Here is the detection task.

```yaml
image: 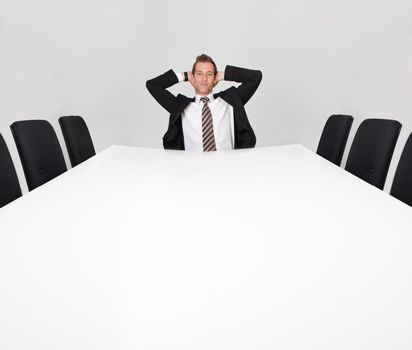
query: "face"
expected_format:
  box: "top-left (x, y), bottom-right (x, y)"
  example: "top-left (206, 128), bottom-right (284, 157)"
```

top-left (192, 62), bottom-right (216, 96)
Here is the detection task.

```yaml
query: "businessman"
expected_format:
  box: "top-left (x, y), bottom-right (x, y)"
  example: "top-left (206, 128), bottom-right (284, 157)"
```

top-left (146, 54), bottom-right (262, 151)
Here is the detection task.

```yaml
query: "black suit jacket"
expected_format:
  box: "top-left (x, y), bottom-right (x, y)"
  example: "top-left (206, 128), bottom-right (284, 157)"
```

top-left (146, 65), bottom-right (262, 150)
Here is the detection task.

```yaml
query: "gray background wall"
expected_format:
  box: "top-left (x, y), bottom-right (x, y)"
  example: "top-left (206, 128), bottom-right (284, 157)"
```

top-left (1, 0), bottom-right (412, 193)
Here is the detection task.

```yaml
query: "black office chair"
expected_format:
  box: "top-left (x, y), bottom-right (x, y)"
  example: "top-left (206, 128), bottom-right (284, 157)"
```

top-left (59, 115), bottom-right (96, 167)
top-left (10, 120), bottom-right (67, 191)
top-left (0, 133), bottom-right (22, 207)
top-left (345, 118), bottom-right (401, 190)
top-left (390, 133), bottom-right (412, 206)
top-left (316, 114), bottom-right (353, 166)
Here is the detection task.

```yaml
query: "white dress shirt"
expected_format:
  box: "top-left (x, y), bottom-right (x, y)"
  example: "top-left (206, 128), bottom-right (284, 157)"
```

top-left (175, 72), bottom-right (235, 152)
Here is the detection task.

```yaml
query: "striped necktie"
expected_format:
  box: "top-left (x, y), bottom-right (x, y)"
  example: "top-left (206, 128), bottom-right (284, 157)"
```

top-left (200, 97), bottom-right (217, 152)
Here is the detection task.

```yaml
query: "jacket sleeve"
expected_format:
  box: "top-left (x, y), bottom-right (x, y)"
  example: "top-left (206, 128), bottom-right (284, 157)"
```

top-left (224, 65), bottom-right (262, 105)
top-left (146, 70), bottom-right (180, 113)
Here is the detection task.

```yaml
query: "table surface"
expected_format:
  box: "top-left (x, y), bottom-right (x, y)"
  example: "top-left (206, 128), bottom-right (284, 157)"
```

top-left (0, 145), bottom-right (411, 350)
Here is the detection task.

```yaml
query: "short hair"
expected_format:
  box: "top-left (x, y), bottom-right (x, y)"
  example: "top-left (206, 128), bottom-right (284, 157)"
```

top-left (192, 54), bottom-right (217, 75)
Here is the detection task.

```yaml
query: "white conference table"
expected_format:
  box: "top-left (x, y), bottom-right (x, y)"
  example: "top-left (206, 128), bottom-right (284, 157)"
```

top-left (0, 145), bottom-right (411, 350)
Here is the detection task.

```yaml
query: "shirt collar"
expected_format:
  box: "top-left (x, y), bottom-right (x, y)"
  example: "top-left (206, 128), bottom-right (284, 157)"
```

top-left (195, 93), bottom-right (215, 105)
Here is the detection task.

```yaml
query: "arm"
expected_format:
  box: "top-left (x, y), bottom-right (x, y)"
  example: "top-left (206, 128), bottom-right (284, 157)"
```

top-left (222, 65), bottom-right (263, 105)
top-left (146, 70), bottom-right (181, 113)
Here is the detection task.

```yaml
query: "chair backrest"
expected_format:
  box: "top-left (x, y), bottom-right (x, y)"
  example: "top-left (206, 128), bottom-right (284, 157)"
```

top-left (0, 133), bottom-right (22, 207)
top-left (59, 116), bottom-right (96, 167)
top-left (345, 118), bottom-right (401, 189)
top-left (390, 133), bottom-right (412, 206)
top-left (10, 120), bottom-right (67, 191)
top-left (316, 114), bottom-right (353, 166)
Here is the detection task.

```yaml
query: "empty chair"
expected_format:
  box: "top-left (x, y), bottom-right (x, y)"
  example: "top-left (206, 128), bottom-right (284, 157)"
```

top-left (316, 114), bottom-right (353, 166)
top-left (345, 118), bottom-right (401, 190)
top-left (59, 116), bottom-right (95, 167)
top-left (390, 133), bottom-right (412, 206)
top-left (10, 120), bottom-right (67, 191)
top-left (0, 133), bottom-right (22, 207)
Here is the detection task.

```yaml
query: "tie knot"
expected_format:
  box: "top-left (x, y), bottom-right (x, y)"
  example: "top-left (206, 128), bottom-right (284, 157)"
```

top-left (200, 97), bottom-right (209, 104)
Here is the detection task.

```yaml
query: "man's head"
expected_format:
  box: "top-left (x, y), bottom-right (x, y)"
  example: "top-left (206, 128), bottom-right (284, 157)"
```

top-left (191, 54), bottom-right (217, 96)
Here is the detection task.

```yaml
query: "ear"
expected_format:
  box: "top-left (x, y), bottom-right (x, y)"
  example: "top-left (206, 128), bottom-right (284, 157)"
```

top-left (188, 72), bottom-right (195, 86)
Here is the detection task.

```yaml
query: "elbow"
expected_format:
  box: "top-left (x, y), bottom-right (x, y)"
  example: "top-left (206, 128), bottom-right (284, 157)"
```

top-left (256, 70), bottom-right (263, 83)
top-left (146, 79), bottom-right (157, 95)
